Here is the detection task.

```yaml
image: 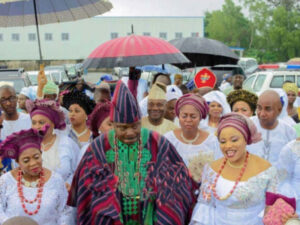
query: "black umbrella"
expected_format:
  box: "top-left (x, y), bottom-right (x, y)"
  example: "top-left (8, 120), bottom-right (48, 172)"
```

top-left (169, 37), bottom-right (239, 69)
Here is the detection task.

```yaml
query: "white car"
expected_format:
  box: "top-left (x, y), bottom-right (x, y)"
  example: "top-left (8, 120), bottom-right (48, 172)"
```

top-left (25, 70), bottom-right (69, 86)
top-left (243, 70), bottom-right (300, 96)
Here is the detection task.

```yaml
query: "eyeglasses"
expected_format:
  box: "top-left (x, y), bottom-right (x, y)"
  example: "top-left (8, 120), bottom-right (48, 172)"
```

top-left (0, 96), bottom-right (17, 104)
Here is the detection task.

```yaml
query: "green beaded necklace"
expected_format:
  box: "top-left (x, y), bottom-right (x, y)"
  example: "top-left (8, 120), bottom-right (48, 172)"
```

top-left (106, 128), bottom-right (151, 217)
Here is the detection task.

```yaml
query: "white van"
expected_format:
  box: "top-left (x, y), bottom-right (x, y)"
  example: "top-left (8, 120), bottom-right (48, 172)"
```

top-left (243, 70), bottom-right (300, 96)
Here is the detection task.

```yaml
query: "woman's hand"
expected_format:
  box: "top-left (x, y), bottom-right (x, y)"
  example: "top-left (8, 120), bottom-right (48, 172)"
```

top-left (281, 213), bottom-right (298, 224)
top-left (65, 182), bottom-right (71, 191)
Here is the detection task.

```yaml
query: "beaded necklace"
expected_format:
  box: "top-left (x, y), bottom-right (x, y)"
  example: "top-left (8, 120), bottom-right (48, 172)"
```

top-left (113, 134), bottom-right (143, 217)
top-left (17, 168), bottom-right (45, 216)
top-left (211, 152), bottom-right (249, 201)
top-left (114, 134), bottom-right (143, 195)
top-left (105, 129), bottom-right (151, 219)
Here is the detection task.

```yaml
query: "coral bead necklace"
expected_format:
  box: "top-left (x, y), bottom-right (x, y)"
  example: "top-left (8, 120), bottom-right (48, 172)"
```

top-left (211, 152), bottom-right (249, 201)
top-left (17, 168), bottom-right (45, 216)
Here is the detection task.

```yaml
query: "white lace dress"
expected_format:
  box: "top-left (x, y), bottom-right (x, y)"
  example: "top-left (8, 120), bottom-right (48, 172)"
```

top-left (0, 172), bottom-right (69, 225)
top-left (42, 133), bottom-right (79, 184)
top-left (277, 140), bottom-right (300, 214)
top-left (190, 165), bottom-right (278, 225)
top-left (164, 131), bottom-right (222, 167)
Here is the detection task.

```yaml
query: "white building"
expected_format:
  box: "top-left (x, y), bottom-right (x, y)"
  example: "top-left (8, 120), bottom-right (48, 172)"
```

top-left (0, 16), bottom-right (204, 61)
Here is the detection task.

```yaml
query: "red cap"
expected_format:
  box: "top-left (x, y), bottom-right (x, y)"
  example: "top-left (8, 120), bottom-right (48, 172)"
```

top-left (194, 68), bottom-right (217, 88)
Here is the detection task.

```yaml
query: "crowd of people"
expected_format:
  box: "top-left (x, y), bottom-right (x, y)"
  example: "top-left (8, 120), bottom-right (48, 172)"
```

top-left (0, 67), bottom-right (299, 225)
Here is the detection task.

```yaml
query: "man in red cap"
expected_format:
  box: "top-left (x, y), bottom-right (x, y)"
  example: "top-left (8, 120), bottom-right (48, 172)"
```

top-left (68, 81), bottom-right (195, 225)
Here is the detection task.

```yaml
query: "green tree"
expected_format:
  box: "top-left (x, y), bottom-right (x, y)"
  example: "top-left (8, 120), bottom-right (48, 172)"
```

top-left (241, 0), bottom-right (300, 62)
top-left (205, 0), bottom-right (251, 49)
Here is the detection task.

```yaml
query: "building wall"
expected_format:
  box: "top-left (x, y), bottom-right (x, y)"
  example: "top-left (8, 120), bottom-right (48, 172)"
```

top-left (0, 16), bottom-right (204, 61)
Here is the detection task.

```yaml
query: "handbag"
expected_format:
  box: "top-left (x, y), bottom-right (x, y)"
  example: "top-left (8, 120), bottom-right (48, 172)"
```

top-left (265, 192), bottom-right (296, 210)
top-left (263, 198), bottom-right (295, 225)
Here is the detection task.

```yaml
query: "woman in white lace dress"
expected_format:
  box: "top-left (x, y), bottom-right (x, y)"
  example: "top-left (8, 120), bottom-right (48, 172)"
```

top-left (164, 93), bottom-right (222, 183)
top-left (26, 100), bottom-right (79, 185)
top-left (190, 113), bottom-right (279, 225)
top-left (0, 127), bottom-right (69, 225)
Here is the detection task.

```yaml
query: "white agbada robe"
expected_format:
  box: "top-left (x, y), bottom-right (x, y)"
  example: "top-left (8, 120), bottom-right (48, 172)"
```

top-left (247, 116), bottom-right (297, 167)
top-left (0, 112), bottom-right (31, 140)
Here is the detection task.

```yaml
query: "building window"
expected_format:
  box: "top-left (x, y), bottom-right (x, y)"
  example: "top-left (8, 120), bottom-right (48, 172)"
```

top-left (143, 32), bottom-right (151, 36)
top-left (45, 33), bottom-right (52, 41)
top-left (0, 34), bottom-right (3, 41)
top-left (62, 33), bottom-right (69, 41)
top-left (12, 33), bottom-right (19, 41)
top-left (159, 32), bottom-right (167, 40)
top-left (111, 32), bottom-right (118, 39)
top-left (175, 32), bottom-right (183, 39)
top-left (191, 32), bottom-right (199, 37)
top-left (28, 33), bottom-right (36, 41)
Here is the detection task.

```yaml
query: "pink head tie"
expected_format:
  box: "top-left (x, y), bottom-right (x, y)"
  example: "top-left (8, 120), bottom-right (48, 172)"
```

top-left (175, 93), bottom-right (209, 120)
top-left (0, 125), bottom-right (49, 160)
top-left (217, 113), bottom-right (262, 145)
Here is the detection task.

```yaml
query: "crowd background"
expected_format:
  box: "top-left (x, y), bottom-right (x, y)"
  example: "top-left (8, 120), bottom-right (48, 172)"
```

top-left (0, 58), bottom-right (300, 224)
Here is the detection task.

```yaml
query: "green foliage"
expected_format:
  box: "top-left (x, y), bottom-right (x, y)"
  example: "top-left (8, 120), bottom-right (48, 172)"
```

top-left (205, 0), bottom-right (300, 62)
top-left (205, 0), bottom-right (251, 48)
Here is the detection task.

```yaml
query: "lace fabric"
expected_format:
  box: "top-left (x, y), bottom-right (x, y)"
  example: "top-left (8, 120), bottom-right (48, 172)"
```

top-left (0, 172), bottom-right (71, 225)
top-left (190, 164), bottom-right (278, 225)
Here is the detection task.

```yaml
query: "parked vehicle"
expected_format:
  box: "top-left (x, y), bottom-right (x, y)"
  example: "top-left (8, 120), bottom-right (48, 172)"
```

top-left (0, 68), bottom-right (30, 93)
top-left (243, 69), bottom-right (300, 96)
top-left (25, 70), bottom-right (69, 86)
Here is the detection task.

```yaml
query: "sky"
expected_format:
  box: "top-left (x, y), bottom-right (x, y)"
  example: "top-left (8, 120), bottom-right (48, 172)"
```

top-left (104, 0), bottom-right (233, 17)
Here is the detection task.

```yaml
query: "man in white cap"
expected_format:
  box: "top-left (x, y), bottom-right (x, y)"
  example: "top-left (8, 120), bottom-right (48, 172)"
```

top-left (142, 82), bottom-right (178, 135)
top-left (164, 85), bottom-right (183, 122)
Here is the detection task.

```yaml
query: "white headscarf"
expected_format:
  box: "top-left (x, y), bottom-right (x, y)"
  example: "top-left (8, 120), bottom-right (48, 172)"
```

top-left (20, 86), bottom-right (37, 101)
top-left (166, 85), bottom-right (183, 102)
top-left (203, 90), bottom-right (231, 115)
top-left (272, 89), bottom-right (296, 126)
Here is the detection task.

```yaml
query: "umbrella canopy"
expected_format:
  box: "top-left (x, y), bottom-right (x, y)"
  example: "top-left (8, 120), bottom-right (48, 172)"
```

top-left (0, 0), bottom-right (113, 27)
top-left (136, 64), bottom-right (181, 74)
top-left (287, 58), bottom-right (300, 65)
top-left (83, 35), bottom-right (190, 69)
top-left (169, 37), bottom-right (239, 69)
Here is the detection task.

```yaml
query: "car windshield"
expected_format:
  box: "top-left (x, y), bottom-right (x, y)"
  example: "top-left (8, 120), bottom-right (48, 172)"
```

top-left (62, 72), bottom-right (69, 81)
top-left (243, 75), bottom-right (256, 89)
top-left (51, 72), bottom-right (60, 83)
top-left (253, 74), bottom-right (266, 92)
top-left (270, 75), bottom-right (284, 88)
top-left (28, 74), bottom-right (38, 85)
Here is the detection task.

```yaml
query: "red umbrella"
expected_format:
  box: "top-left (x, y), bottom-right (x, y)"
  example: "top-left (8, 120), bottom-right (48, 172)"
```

top-left (83, 35), bottom-right (190, 68)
